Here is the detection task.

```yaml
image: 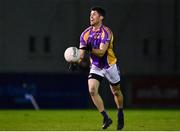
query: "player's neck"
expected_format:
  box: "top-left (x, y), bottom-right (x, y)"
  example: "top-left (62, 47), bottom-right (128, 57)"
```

top-left (92, 22), bottom-right (103, 31)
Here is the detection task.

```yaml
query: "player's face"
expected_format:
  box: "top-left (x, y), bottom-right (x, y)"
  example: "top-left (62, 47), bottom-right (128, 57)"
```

top-left (90, 10), bottom-right (103, 26)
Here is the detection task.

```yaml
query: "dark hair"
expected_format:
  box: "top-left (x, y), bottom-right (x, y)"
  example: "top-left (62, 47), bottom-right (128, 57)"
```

top-left (91, 6), bottom-right (106, 18)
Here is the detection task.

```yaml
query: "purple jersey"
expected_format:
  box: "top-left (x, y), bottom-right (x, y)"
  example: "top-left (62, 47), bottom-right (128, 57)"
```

top-left (80, 25), bottom-right (117, 69)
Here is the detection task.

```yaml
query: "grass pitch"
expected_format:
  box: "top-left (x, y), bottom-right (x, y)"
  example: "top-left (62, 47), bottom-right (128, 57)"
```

top-left (0, 109), bottom-right (180, 131)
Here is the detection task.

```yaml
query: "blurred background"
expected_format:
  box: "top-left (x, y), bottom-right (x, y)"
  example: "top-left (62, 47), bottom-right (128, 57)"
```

top-left (0, 0), bottom-right (180, 109)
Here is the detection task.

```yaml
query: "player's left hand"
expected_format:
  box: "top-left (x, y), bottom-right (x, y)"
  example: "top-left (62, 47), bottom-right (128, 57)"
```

top-left (79, 58), bottom-right (90, 72)
top-left (69, 62), bottom-right (78, 71)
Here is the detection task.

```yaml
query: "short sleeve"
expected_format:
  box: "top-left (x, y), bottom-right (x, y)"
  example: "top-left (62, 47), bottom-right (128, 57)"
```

top-left (101, 28), bottom-right (112, 44)
top-left (80, 33), bottom-right (86, 48)
top-left (79, 27), bottom-right (92, 49)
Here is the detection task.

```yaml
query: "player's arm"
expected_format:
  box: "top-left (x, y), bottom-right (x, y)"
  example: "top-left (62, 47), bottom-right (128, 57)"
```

top-left (78, 49), bottom-right (86, 64)
top-left (91, 43), bottom-right (109, 57)
top-left (79, 30), bottom-right (90, 63)
top-left (77, 47), bottom-right (90, 70)
top-left (91, 30), bottom-right (112, 58)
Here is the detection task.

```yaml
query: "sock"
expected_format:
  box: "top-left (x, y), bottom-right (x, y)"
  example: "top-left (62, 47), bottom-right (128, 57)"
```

top-left (118, 108), bottom-right (124, 124)
top-left (101, 110), bottom-right (109, 120)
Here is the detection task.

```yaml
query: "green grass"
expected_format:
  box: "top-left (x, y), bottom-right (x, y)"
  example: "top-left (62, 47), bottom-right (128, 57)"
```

top-left (0, 109), bottom-right (180, 131)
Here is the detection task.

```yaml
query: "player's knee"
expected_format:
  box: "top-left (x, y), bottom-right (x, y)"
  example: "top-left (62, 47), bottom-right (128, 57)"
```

top-left (89, 89), bottom-right (97, 96)
top-left (112, 90), bottom-right (119, 96)
top-left (88, 79), bottom-right (99, 96)
top-left (89, 91), bottom-right (95, 96)
top-left (89, 87), bottom-right (97, 96)
top-left (112, 87), bottom-right (120, 96)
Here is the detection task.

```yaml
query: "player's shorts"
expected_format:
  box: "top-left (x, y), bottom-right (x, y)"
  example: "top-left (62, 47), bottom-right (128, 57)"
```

top-left (88, 64), bottom-right (120, 86)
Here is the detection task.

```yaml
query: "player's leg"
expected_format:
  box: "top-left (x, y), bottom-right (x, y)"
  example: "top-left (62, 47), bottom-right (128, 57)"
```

top-left (88, 78), bottom-right (104, 112)
top-left (110, 83), bottom-right (124, 130)
top-left (88, 73), bottom-right (112, 129)
top-left (104, 64), bottom-right (124, 130)
top-left (110, 83), bottom-right (123, 108)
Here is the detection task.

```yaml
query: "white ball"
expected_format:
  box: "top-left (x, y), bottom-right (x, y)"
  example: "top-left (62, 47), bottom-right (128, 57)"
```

top-left (64, 47), bottom-right (80, 62)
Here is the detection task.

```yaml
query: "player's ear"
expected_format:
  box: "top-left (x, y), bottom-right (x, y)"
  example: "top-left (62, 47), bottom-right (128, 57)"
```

top-left (100, 15), bottom-right (104, 21)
